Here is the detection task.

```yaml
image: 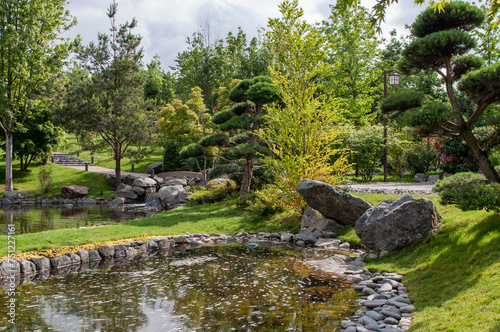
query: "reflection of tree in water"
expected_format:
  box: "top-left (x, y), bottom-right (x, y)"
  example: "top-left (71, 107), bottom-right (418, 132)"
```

top-left (4, 211), bottom-right (13, 235)
top-left (18, 213), bottom-right (32, 234)
top-left (39, 208), bottom-right (54, 232)
top-left (0, 292), bottom-right (52, 331)
top-left (0, 266), bottom-right (150, 331)
top-left (0, 245), bottom-right (358, 331)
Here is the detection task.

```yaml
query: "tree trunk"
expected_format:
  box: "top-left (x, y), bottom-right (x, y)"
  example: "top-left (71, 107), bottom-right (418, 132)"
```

top-left (461, 129), bottom-right (500, 183)
top-left (114, 147), bottom-right (122, 188)
top-left (5, 132), bottom-right (13, 191)
top-left (443, 62), bottom-right (500, 183)
top-left (238, 105), bottom-right (261, 198)
top-left (240, 158), bottom-right (255, 198)
top-left (203, 154), bottom-right (208, 182)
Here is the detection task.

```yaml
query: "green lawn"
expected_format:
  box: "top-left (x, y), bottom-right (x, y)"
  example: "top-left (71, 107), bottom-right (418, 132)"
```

top-left (342, 193), bottom-right (500, 332)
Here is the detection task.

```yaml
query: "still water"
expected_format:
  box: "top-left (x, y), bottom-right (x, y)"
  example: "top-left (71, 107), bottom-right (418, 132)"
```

top-left (0, 245), bottom-right (358, 331)
top-left (1, 206), bottom-right (158, 235)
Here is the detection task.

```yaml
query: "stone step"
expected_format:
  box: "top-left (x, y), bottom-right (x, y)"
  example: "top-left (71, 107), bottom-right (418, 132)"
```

top-left (51, 152), bottom-right (89, 167)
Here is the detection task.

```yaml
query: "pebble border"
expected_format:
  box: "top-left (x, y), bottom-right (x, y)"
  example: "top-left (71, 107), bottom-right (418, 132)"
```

top-left (341, 265), bottom-right (412, 332)
top-left (0, 232), bottom-right (413, 331)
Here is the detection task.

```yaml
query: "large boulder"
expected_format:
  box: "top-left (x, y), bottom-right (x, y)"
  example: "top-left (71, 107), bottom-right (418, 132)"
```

top-left (300, 207), bottom-right (342, 238)
top-left (164, 179), bottom-right (188, 187)
top-left (3, 191), bottom-right (29, 200)
top-left (60, 185), bottom-right (89, 198)
top-left (296, 179), bottom-right (371, 225)
top-left (355, 195), bottom-right (442, 252)
top-left (414, 173), bottom-right (428, 183)
top-left (114, 187), bottom-right (138, 200)
top-left (133, 177), bottom-right (157, 189)
top-left (147, 162), bottom-right (163, 175)
top-left (158, 185), bottom-right (185, 206)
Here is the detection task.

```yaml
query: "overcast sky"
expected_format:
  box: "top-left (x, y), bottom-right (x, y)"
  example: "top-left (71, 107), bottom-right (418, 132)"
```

top-left (63, 0), bottom-right (427, 71)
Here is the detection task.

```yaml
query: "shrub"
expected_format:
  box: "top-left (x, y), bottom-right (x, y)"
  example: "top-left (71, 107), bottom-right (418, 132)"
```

top-left (38, 166), bottom-right (53, 194)
top-left (433, 172), bottom-right (500, 211)
top-left (241, 186), bottom-right (284, 216)
top-left (439, 138), bottom-right (478, 173)
top-left (188, 180), bottom-right (238, 204)
top-left (341, 125), bottom-right (384, 181)
top-left (387, 130), bottom-right (412, 179)
top-left (406, 142), bottom-right (439, 174)
top-left (163, 141), bottom-right (182, 172)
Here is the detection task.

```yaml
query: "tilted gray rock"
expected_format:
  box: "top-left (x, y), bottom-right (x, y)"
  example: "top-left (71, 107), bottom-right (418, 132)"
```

top-left (355, 195), bottom-right (442, 252)
top-left (296, 179), bottom-right (371, 225)
top-left (413, 173), bottom-right (428, 183)
top-left (300, 207), bottom-right (342, 238)
top-left (60, 185), bottom-right (89, 198)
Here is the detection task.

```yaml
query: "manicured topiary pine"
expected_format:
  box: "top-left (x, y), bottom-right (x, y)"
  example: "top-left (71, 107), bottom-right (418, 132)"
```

top-left (203, 76), bottom-right (280, 198)
top-left (383, 2), bottom-right (500, 183)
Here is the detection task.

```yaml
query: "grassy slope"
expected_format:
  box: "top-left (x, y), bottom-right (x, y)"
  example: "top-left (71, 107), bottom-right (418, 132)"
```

top-left (347, 193), bottom-right (500, 332)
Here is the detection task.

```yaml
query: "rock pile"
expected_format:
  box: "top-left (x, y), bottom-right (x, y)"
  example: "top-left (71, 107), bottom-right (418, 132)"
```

top-left (413, 173), bottom-right (442, 184)
top-left (109, 174), bottom-right (197, 208)
top-left (341, 269), bottom-right (413, 332)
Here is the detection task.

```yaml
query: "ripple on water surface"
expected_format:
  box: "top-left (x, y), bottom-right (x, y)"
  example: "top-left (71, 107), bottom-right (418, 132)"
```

top-left (0, 245), bottom-right (359, 331)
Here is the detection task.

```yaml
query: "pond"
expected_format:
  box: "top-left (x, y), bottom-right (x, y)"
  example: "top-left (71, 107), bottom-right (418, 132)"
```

top-left (1, 205), bottom-right (159, 235)
top-left (0, 244), bottom-right (359, 331)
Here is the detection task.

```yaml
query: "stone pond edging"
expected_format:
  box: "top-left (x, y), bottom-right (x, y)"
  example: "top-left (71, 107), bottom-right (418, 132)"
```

top-left (0, 196), bottom-right (112, 208)
top-left (0, 231), bottom-right (413, 332)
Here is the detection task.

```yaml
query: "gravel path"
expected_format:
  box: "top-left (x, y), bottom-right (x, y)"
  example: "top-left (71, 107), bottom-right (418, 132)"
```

top-left (348, 182), bottom-right (434, 194)
top-left (62, 164), bottom-right (150, 178)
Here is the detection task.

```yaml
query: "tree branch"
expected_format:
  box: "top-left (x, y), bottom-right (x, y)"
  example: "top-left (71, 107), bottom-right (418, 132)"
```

top-left (467, 88), bottom-right (500, 127)
top-left (215, 154), bottom-right (246, 166)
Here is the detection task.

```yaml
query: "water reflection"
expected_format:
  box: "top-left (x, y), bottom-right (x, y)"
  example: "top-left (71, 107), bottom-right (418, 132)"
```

top-left (1, 206), bottom-right (159, 235)
top-left (0, 245), bottom-right (358, 331)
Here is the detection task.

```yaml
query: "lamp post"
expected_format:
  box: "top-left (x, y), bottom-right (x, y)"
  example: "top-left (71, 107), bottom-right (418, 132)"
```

top-left (383, 71), bottom-right (400, 182)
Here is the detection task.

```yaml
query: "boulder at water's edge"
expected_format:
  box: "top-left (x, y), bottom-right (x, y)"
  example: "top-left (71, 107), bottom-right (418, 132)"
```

top-left (296, 179), bottom-right (371, 225)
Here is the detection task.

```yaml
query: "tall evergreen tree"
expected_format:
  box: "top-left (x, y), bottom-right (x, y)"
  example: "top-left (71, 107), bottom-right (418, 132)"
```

top-left (59, 1), bottom-right (157, 187)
